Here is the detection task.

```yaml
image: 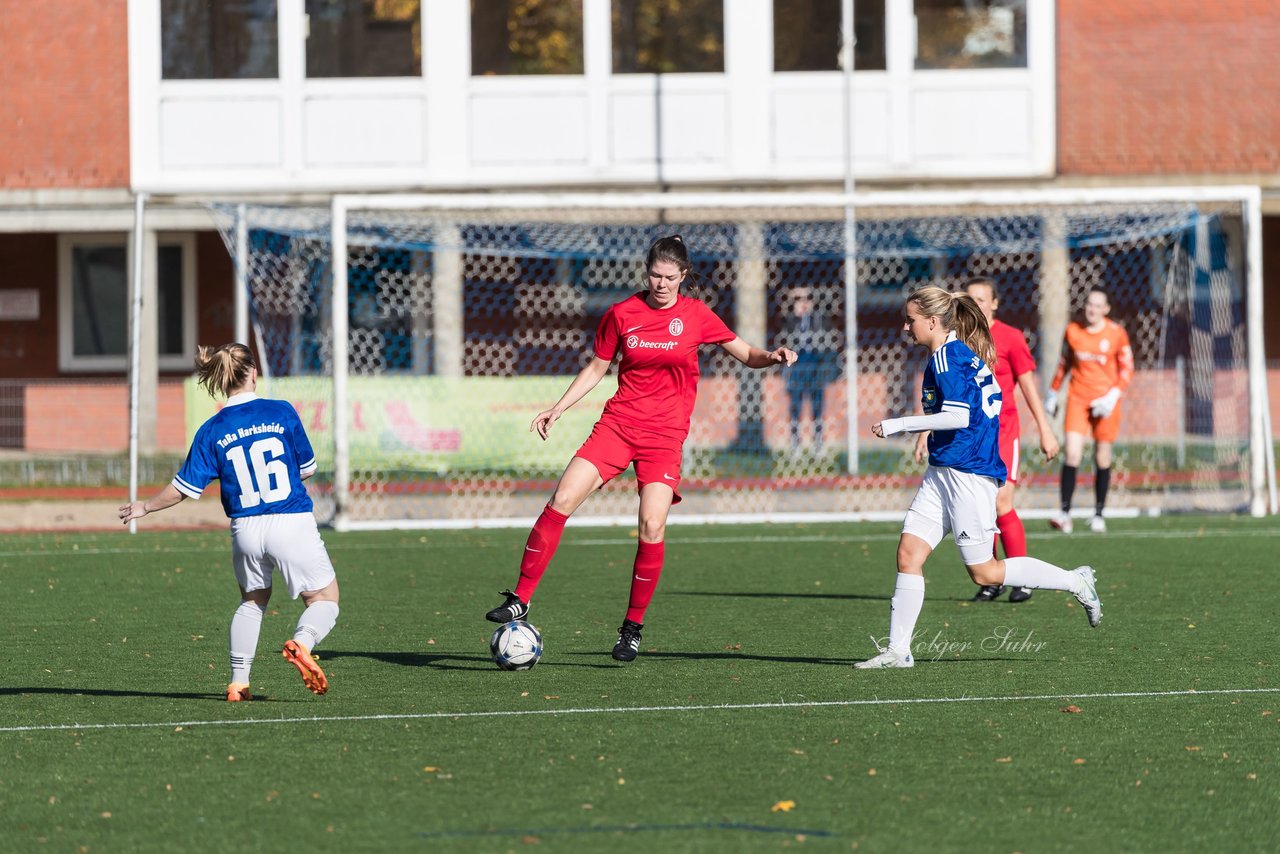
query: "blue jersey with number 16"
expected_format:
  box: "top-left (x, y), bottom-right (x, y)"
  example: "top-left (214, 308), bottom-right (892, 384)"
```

top-left (172, 394), bottom-right (316, 518)
top-left (921, 332), bottom-right (1007, 483)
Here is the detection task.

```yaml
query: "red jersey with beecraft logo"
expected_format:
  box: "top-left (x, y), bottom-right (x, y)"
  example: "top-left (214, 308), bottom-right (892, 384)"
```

top-left (989, 318), bottom-right (1037, 435)
top-left (593, 293), bottom-right (735, 440)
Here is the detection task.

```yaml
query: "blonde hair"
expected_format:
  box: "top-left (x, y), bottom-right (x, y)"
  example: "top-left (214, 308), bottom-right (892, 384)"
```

top-left (194, 343), bottom-right (257, 398)
top-left (907, 286), bottom-right (997, 368)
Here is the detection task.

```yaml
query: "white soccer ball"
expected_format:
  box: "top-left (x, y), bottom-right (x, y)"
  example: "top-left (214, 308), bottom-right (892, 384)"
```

top-left (489, 620), bottom-right (543, 671)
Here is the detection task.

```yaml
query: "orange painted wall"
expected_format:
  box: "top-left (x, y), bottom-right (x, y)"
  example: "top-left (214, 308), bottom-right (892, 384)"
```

top-left (1058, 1), bottom-right (1280, 175)
top-left (0, 0), bottom-right (131, 188)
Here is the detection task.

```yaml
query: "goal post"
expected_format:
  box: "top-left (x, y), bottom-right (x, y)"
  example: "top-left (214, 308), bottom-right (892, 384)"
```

top-left (211, 186), bottom-right (1273, 530)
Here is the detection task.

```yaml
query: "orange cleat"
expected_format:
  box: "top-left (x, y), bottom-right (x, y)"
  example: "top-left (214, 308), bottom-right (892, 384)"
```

top-left (282, 639), bottom-right (328, 695)
top-left (226, 683), bottom-right (253, 702)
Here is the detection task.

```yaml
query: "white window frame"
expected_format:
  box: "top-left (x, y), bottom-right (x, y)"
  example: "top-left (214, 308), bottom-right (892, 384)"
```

top-left (58, 232), bottom-right (198, 373)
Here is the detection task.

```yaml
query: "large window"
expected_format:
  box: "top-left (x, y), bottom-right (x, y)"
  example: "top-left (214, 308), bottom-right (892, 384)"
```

top-left (306, 0), bottom-right (422, 78)
top-left (471, 0), bottom-right (584, 76)
top-left (161, 0), bottom-right (279, 79)
top-left (59, 235), bottom-right (196, 372)
top-left (612, 0), bottom-right (724, 73)
top-left (914, 0), bottom-right (1026, 69)
top-left (773, 0), bottom-right (886, 72)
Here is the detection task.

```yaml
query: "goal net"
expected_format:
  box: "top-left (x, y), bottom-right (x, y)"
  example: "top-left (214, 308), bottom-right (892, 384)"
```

top-left (209, 189), bottom-right (1272, 530)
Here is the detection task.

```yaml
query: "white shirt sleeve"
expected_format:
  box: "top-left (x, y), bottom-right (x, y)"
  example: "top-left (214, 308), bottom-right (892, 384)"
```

top-left (878, 407), bottom-right (968, 436)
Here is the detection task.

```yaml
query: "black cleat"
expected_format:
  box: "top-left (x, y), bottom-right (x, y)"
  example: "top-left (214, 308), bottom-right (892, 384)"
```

top-left (484, 589), bottom-right (529, 623)
top-left (972, 585), bottom-right (1006, 602)
top-left (1007, 586), bottom-right (1033, 603)
top-left (611, 619), bottom-right (644, 662)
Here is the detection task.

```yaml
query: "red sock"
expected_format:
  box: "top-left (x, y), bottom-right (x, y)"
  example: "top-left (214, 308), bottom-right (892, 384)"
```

top-left (513, 504), bottom-right (569, 602)
top-left (996, 509), bottom-right (1027, 559)
top-left (625, 540), bottom-right (665, 624)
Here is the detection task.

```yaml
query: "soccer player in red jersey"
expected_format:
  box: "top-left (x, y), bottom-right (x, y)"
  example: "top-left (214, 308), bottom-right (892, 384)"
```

top-left (484, 235), bottom-right (797, 662)
top-left (917, 277), bottom-right (1060, 603)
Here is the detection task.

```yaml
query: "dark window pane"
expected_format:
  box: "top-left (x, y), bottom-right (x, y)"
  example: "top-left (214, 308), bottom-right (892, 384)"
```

top-left (471, 0), bottom-right (584, 75)
top-left (773, 0), bottom-right (885, 72)
top-left (915, 0), bottom-right (1026, 69)
top-left (612, 0), bottom-right (723, 74)
top-left (158, 246), bottom-right (185, 357)
top-left (161, 0), bottom-right (279, 79)
top-left (71, 247), bottom-right (128, 358)
top-left (306, 0), bottom-right (421, 78)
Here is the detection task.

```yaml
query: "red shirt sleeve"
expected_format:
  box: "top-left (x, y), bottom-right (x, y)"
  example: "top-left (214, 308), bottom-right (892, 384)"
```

top-left (697, 301), bottom-right (735, 345)
top-left (593, 304), bottom-right (620, 361)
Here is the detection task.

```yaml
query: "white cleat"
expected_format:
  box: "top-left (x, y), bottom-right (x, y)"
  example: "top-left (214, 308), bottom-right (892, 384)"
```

top-left (1049, 512), bottom-right (1074, 534)
top-left (1072, 566), bottom-right (1103, 628)
top-left (854, 642), bottom-right (914, 669)
top-left (1089, 514), bottom-right (1107, 533)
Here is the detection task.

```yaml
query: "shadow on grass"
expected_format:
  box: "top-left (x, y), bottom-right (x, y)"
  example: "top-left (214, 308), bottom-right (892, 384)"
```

top-left (670, 590), bottom-right (984, 603)
top-left (0, 687), bottom-right (289, 702)
top-left (319, 650), bottom-right (618, 671)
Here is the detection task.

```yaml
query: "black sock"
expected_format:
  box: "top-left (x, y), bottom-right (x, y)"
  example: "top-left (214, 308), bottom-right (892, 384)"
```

top-left (1061, 464), bottom-right (1078, 513)
top-left (1095, 467), bottom-right (1111, 515)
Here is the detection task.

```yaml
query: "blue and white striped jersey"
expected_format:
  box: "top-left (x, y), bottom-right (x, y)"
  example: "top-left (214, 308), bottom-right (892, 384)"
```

top-left (173, 393), bottom-right (317, 518)
top-left (921, 332), bottom-right (1007, 482)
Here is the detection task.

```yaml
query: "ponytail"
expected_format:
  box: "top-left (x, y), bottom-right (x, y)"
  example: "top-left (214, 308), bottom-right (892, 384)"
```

top-left (906, 286), bottom-right (997, 369)
top-left (194, 343), bottom-right (257, 399)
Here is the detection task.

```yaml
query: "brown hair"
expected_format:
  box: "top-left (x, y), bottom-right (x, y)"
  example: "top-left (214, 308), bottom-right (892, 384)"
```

top-left (907, 286), bottom-right (997, 368)
top-left (195, 343), bottom-right (257, 398)
top-left (644, 234), bottom-right (705, 300)
top-left (964, 276), bottom-right (999, 303)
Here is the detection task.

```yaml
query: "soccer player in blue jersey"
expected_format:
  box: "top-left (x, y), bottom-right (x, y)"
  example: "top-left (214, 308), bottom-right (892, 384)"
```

top-left (856, 287), bottom-right (1101, 669)
top-left (119, 343), bottom-right (339, 700)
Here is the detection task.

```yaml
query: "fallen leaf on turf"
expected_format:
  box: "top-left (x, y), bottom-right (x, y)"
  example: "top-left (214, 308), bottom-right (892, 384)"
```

top-left (771, 800), bottom-right (796, 812)
top-left (723, 643), bottom-right (742, 650)
top-left (790, 749), bottom-right (806, 755)
top-left (544, 695), bottom-right (559, 700)
top-left (1072, 758), bottom-right (1086, 765)
top-left (1061, 705), bottom-right (1083, 714)
top-left (996, 756), bottom-right (1012, 763)
top-left (1247, 773), bottom-right (1257, 780)
top-left (100, 812), bottom-right (111, 819)
top-left (1185, 746), bottom-right (1202, 751)
top-left (867, 768), bottom-right (877, 776)
top-left (423, 766), bottom-right (439, 772)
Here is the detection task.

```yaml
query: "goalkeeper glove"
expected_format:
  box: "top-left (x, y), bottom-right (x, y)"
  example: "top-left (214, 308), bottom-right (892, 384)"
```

top-left (1044, 389), bottom-right (1058, 417)
top-left (1090, 387), bottom-right (1121, 418)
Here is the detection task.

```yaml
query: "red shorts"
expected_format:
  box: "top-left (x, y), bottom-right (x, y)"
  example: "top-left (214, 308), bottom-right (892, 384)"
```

top-left (575, 418), bottom-right (684, 504)
top-left (998, 421), bottom-right (1021, 484)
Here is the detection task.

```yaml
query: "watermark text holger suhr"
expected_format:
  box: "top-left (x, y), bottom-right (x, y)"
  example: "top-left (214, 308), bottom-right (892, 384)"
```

top-left (876, 626), bottom-right (1049, 661)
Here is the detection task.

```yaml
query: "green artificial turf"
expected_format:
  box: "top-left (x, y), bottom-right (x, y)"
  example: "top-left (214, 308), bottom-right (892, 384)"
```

top-left (1, 516), bottom-right (1278, 852)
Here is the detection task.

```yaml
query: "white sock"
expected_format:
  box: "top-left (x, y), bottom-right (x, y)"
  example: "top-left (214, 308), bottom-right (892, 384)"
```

top-left (229, 600), bottom-right (266, 684)
top-left (1002, 556), bottom-right (1082, 593)
top-left (888, 573), bottom-right (926, 655)
top-left (293, 600), bottom-right (339, 652)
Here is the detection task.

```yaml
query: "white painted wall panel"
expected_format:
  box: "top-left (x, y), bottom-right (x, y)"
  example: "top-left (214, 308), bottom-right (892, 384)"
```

top-left (159, 98), bottom-right (281, 168)
top-left (912, 89), bottom-right (1031, 160)
top-left (609, 92), bottom-right (727, 164)
top-left (773, 90), bottom-right (891, 163)
top-left (469, 94), bottom-right (590, 166)
top-left (304, 97), bottom-right (424, 167)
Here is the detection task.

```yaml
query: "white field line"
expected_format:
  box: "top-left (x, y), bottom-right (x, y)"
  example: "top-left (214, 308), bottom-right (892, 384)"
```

top-left (2, 687), bottom-right (1277, 735)
top-left (2, 526), bottom-right (1278, 558)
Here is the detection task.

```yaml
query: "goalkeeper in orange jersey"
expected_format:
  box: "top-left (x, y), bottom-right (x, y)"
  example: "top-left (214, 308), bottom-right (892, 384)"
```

top-left (1043, 286), bottom-right (1133, 534)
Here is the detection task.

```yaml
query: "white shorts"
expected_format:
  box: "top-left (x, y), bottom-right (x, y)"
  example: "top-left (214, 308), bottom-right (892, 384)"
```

top-left (230, 512), bottom-right (336, 599)
top-left (902, 466), bottom-right (999, 565)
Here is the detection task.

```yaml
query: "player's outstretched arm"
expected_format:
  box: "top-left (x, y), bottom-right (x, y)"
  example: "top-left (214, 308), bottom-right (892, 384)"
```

top-left (718, 337), bottom-right (797, 369)
top-left (531, 356), bottom-right (613, 440)
top-left (118, 483), bottom-right (186, 525)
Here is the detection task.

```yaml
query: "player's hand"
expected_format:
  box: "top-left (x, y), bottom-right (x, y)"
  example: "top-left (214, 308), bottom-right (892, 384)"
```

top-left (1040, 431), bottom-right (1060, 461)
top-left (913, 432), bottom-right (929, 464)
top-left (1043, 390), bottom-right (1058, 417)
top-left (118, 501), bottom-right (147, 525)
top-left (769, 347), bottom-right (798, 367)
top-left (530, 408), bottom-right (562, 441)
top-left (1090, 387), bottom-right (1120, 418)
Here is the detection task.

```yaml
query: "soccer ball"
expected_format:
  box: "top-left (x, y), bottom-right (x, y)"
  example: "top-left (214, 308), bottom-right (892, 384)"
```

top-left (489, 620), bottom-right (543, 671)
